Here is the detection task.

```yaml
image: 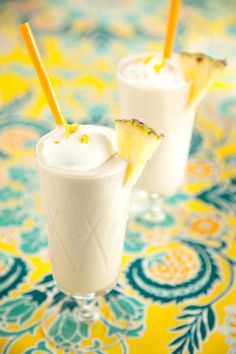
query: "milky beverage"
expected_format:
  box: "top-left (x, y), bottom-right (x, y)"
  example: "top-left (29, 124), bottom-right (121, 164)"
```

top-left (117, 53), bottom-right (195, 195)
top-left (36, 125), bottom-right (130, 295)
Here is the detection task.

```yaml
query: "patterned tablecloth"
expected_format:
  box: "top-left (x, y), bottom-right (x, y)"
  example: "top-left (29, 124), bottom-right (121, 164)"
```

top-left (0, 0), bottom-right (236, 353)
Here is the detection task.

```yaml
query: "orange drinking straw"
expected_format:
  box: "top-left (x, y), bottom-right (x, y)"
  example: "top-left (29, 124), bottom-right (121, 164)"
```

top-left (19, 23), bottom-right (66, 125)
top-left (162, 0), bottom-right (181, 64)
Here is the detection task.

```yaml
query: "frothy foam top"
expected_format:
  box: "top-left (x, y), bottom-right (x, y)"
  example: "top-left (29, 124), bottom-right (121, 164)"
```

top-left (37, 125), bottom-right (116, 172)
top-left (120, 54), bottom-right (186, 88)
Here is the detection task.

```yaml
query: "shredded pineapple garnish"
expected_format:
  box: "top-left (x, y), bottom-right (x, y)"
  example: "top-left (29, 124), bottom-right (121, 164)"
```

top-left (78, 134), bottom-right (89, 144)
top-left (64, 124), bottom-right (79, 138)
top-left (144, 55), bottom-right (154, 64)
top-left (153, 62), bottom-right (164, 73)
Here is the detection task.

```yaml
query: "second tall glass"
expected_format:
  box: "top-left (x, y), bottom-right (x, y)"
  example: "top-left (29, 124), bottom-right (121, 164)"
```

top-left (117, 53), bottom-right (195, 221)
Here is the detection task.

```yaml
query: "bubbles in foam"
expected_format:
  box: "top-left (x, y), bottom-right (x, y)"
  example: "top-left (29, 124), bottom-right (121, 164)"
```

top-left (121, 54), bottom-right (186, 88)
top-left (40, 125), bottom-right (116, 171)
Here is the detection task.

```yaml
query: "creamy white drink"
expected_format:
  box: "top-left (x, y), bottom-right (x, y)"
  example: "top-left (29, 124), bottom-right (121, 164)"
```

top-left (36, 125), bottom-right (130, 296)
top-left (117, 52), bottom-right (195, 195)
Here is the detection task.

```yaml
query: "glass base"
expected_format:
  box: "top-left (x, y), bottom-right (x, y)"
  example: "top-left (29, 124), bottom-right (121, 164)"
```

top-left (41, 292), bottom-right (132, 352)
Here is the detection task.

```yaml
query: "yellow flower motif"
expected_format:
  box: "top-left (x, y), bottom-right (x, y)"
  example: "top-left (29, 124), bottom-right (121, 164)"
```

top-left (53, 140), bottom-right (60, 144)
top-left (191, 217), bottom-right (220, 236)
top-left (78, 135), bottom-right (89, 144)
top-left (187, 161), bottom-right (213, 177)
top-left (148, 247), bottom-right (199, 285)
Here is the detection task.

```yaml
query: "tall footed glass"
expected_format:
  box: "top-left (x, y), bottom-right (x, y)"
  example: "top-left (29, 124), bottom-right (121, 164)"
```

top-left (35, 129), bottom-right (131, 352)
top-left (117, 52), bottom-right (195, 223)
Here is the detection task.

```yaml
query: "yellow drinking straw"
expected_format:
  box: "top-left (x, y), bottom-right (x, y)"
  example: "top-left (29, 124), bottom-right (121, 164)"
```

top-left (19, 22), bottom-right (66, 125)
top-left (162, 0), bottom-right (181, 66)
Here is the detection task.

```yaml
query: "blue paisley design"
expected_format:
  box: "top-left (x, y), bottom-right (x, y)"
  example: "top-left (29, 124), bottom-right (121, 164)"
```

top-left (0, 205), bottom-right (28, 227)
top-left (0, 253), bottom-right (28, 298)
top-left (0, 118), bottom-right (51, 254)
top-left (20, 226), bottom-right (48, 254)
top-left (8, 167), bottom-right (37, 189)
top-left (0, 118), bottom-right (50, 137)
top-left (73, 24), bottom-right (121, 52)
top-left (0, 91), bottom-right (33, 119)
top-left (189, 129), bottom-right (203, 156)
top-left (0, 290), bottom-right (46, 325)
top-left (126, 240), bottom-right (220, 303)
top-left (219, 96), bottom-right (236, 120)
top-left (124, 230), bottom-right (145, 253)
top-left (0, 150), bottom-right (8, 159)
top-left (197, 177), bottom-right (236, 213)
top-left (0, 187), bottom-right (22, 201)
top-left (80, 104), bottom-right (113, 127)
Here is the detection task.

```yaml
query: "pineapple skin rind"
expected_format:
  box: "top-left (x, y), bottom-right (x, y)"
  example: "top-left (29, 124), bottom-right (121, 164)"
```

top-left (180, 52), bottom-right (227, 68)
top-left (115, 119), bottom-right (164, 141)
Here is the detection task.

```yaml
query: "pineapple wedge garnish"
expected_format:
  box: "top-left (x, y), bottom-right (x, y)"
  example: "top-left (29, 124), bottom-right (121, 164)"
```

top-left (179, 52), bottom-right (227, 109)
top-left (115, 119), bottom-right (164, 187)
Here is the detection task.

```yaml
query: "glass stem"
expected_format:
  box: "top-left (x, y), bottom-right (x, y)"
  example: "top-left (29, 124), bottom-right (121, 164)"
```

top-left (147, 193), bottom-right (165, 222)
top-left (75, 294), bottom-right (99, 323)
